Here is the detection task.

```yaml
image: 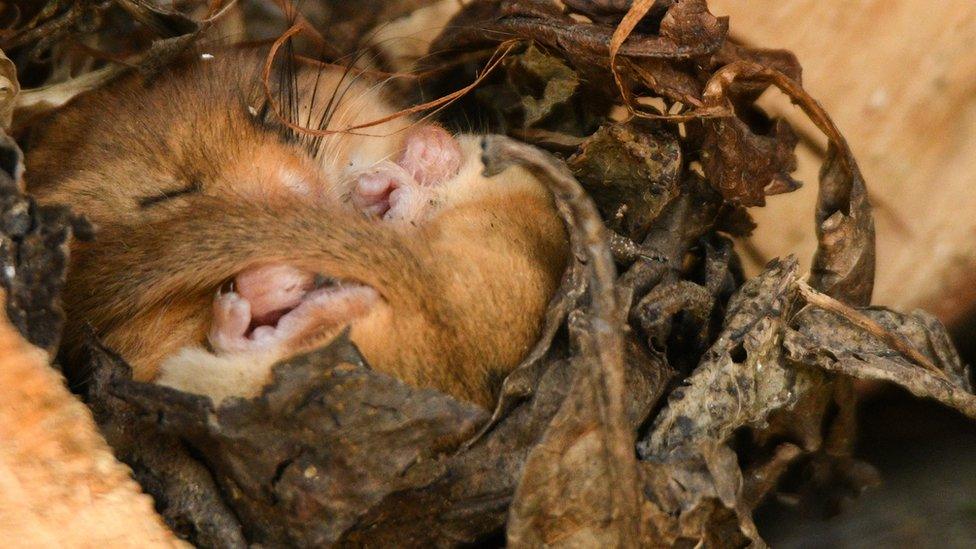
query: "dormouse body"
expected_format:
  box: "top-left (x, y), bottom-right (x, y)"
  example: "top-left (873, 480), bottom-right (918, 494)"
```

top-left (26, 50), bottom-right (568, 408)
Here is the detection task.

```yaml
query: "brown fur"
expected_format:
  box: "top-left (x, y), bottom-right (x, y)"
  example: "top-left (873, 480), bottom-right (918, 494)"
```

top-left (25, 51), bottom-right (567, 408)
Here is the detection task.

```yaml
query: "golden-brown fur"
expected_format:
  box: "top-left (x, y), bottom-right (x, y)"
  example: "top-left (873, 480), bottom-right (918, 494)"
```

top-left (26, 51), bottom-right (567, 408)
top-left (0, 291), bottom-right (182, 547)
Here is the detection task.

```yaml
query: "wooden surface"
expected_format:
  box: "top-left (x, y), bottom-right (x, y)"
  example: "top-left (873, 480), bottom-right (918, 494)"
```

top-left (709, 0), bottom-right (976, 323)
top-left (0, 293), bottom-right (183, 548)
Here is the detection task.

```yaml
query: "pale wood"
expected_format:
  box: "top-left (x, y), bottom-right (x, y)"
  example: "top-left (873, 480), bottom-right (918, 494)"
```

top-left (709, 0), bottom-right (976, 323)
top-left (0, 292), bottom-right (185, 548)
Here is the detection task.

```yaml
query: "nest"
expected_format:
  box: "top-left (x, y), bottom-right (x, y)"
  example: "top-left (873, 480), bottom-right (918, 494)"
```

top-left (1, 1), bottom-right (974, 547)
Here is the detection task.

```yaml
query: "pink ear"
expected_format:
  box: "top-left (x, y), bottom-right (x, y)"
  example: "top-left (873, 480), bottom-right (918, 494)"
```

top-left (397, 124), bottom-right (462, 187)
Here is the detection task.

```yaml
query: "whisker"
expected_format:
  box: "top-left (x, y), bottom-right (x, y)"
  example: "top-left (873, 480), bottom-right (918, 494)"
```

top-left (310, 46), bottom-right (380, 156)
top-left (309, 50), bottom-right (362, 156)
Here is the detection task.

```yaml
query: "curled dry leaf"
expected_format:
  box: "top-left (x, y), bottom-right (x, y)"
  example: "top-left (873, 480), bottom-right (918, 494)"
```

top-left (616, 172), bottom-right (727, 298)
top-left (475, 132), bottom-right (611, 434)
top-left (507, 326), bottom-right (669, 548)
top-left (608, 0), bottom-right (727, 116)
top-left (638, 258), bottom-right (809, 545)
top-left (787, 301), bottom-right (976, 420)
top-left (479, 136), bottom-right (682, 547)
top-left (14, 67), bottom-right (121, 129)
top-left (431, 0), bottom-right (727, 68)
top-left (635, 255), bottom-right (975, 546)
top-left (630, 234), bottom-right (742, 364)
top-left (700, 115), bottom-right (799, 206)
top-left (0, 48), bottom-right (19, 129)
top-left (86, 342), bottom-right (247, 549)
top-left (810, 143), bottom-right (876, 306)
top-left (695, 61), bottom-right (801, 207)
top-left (695, 60), bottom-right (876, 304)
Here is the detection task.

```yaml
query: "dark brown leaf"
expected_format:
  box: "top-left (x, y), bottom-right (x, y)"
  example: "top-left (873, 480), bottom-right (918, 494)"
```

top-left (569, 122), bottom-right (682, 238)
top-left (700, 115), bottom-right (799, 206)
top-left (113, 335), bottom-right (489, 547)
top-left (694, 60), bottom-right (875, 304)
top-left (86, 341), bottom-right (247, 549)
top-left (0, 132), bottom-right (90, 354)
top-left (787, 304), bottom-right (976, 420)
top-left (810, 144), bottom-right (876, 306)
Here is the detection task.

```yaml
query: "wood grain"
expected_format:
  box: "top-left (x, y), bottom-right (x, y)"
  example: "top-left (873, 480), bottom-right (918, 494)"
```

top-left (709, 0), bottom-right (976, 323)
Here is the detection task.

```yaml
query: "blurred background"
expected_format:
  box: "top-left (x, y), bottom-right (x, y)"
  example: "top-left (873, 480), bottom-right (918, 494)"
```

top-left (709, 1), bottom-right (976, 546)
top-left (711, 0), bottom-right (976, 323)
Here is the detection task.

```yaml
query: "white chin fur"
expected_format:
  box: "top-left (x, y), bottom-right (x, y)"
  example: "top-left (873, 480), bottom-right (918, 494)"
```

top-left (156, 346), bottom-right (280, 406)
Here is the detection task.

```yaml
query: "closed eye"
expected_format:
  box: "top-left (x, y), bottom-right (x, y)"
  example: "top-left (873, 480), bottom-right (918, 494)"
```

top-left (138, 181), bottom-right (201, 208)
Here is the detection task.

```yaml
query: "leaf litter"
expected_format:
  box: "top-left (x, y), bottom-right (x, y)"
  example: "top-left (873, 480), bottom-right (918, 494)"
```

top-left (0, 0), bottom-right (972, 547)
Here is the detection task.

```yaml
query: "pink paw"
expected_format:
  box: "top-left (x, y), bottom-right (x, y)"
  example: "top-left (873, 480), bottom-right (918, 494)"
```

top-left (209, 263), bottom-right (378, 355)
top-left (350, 124), bottom-right (463, 224)
top-left (210, 291), bottom-right (255, 353)
top-left (352, 166), bottom-right (400, 218)
top-left (351, 162), bottom-right (430, 222)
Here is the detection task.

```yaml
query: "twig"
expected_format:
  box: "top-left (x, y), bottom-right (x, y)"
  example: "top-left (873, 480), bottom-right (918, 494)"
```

top-left (795, 280), bottom-right (946, 378)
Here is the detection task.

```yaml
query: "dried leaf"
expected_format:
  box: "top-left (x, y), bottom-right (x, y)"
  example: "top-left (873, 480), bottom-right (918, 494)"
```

top-left (796, 281), bottom-right (946, 378)
top-left (114, 335), bottom-right (488, 547)
top-left (640, 257), bottom-right (806, 455)
top-left (636, 258), bottom-right (836, 546)
top-left (86, 342), bottom-right (246, 548)
top-left (482, 136), bottom-right (646, 547)
top-left (432, 0), bottom-right (726, 64)
top-left (640, 441), bottom-right (758, 547)
top-left (610, 0), bottom-right (727, 117)
top-left (710, 41), bottom-right (803, 100)
top-left (0, 134), bottom-right (91, 354)
top-left (622, 56), bottom-right (704, 105)
top-left (700, 116), bottom-right (799, 206)
top-left (787, 304), bottom-right (976, 420)
top-left (569, 122), bottom-right (681, 239)
top-left (810, 143), bottom-right (875, 306)
top-left (0, 48), bottom-right (20, 129)
top-left (508, 321), bottom-right (670, 548)
top-left (14, 67), bottom-right (121, 129)
top-left (695, 60), bottom-right (875, 304)
top-left (657, 0), bottom-right (728, 54)
top-left (515, 45), bottom-right (580, 127)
